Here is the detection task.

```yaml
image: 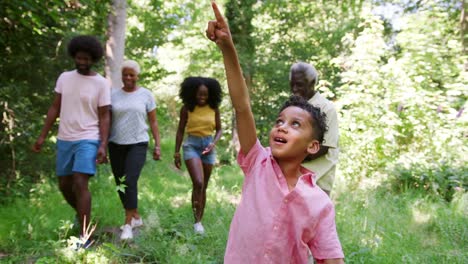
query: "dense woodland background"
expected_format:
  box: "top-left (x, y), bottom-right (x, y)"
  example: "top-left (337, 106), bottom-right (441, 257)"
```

top-left (0, 0), bottom-right (467, 263)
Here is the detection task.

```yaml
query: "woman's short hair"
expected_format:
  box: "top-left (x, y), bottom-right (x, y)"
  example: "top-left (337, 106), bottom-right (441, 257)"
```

top-left (289, 62), bottom-right (318, 87)
top-left (121, 60), bottom-right (141, 74)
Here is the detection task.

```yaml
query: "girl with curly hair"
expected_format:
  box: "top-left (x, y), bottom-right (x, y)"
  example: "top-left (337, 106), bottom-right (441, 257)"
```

top-left (174, 76), bottom-right (223, 234)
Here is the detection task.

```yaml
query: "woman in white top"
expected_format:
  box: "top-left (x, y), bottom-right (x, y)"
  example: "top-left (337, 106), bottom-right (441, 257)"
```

top-left (108, 60), bottom-right (161, 240)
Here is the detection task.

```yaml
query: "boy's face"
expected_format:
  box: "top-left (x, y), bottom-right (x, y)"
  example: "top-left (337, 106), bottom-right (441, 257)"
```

top-left (74, 51), bottom-right (93, 75)
top-left (290, 71), bottom-right (314, 100)
top-left (269, 106), bottom-right (319, 160)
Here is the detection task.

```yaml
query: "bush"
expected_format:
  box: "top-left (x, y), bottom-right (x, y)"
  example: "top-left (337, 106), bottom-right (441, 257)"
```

top-left (390, 163), bottom-right (468, 201)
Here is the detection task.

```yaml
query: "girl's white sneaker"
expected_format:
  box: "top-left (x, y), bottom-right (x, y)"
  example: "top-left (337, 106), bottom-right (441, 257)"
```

top-left (194, 222), bottom-right (205, 234)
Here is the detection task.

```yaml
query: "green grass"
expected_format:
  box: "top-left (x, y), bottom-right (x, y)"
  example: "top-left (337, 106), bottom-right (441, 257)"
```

top-left (0, 139), bottom-right (467, 263)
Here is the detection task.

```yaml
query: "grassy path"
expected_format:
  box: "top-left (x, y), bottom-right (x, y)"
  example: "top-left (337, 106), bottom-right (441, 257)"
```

top-left (0, 139), bottom-right (467, 263)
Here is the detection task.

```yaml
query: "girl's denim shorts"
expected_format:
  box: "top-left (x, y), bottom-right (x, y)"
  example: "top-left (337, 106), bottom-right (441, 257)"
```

top-left (182, 135), bottom-right (216, 165)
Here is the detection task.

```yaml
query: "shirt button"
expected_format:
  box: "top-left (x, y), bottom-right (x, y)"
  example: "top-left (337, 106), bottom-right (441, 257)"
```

top-left (264, 253), bottom-right (268, 258)
top-left (273, 225), bottom-right (278, 230)
top-left (284, 198), bottom-right (288, 203)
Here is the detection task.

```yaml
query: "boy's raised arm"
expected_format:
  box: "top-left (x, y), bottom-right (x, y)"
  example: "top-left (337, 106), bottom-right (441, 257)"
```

top-left (206, 1), bottom-right (256, 154)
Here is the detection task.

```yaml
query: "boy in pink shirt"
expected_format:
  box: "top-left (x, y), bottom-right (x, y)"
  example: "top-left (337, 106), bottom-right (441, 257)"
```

top-left (206, 2), bottom-right (344, 263)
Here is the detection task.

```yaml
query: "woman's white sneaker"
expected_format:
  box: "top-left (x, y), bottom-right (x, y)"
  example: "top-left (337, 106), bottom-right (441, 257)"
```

top-left (120, 217), bottom-right (143, 230)
top-left (120, 224), bottom-right (133, 240)
top-left (131, 217), bottom-right (143, 228)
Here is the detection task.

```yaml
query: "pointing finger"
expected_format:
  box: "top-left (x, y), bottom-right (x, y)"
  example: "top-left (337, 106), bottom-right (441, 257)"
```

top-left (211, 1), bottom-right (225, 25)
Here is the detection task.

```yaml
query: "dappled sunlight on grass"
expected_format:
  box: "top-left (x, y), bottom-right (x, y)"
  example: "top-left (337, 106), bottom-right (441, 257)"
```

top-left (2, 144), bottom-right (465, 263)
top-left (411, 207), bottom-right (431, 224)
top-left (410, 199), bottom-right (433, 224)
top-left (333, 182), bottom-right (468, 263)
top-left (210, 185), bottom-right (241, 206)
top-left (142, 209), bottom-right (163, 233)
top-left (169, 194), bottom-right (190, 208)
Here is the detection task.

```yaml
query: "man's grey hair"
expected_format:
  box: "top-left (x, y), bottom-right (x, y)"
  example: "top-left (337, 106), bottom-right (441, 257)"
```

top-left (121, 59), bottom-right (141, 74)
top-left (289, 62), bottom-right (318, 86)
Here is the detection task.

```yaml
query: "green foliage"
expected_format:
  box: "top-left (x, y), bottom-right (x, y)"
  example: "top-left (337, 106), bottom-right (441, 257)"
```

top-left (0, 145), bottom-right (466, 263)
top-left (1, 1), bottom-right (467, 260)
top-left (390, 163), bottom-right (468, 201)
top-left (336, 188), bottom-right (468, 263)
top-left (226, 0), bottom-right (256, 80)
top-left (247, 0), bottom-right (365, 143)
top-left (336, 2), bottom-right (467, 200)
top-left (0, 138), bottom-right (240, 263)
top-left (0, 0), bottom-right (110, 197)
top-left (116, 176), bottom-right (127, 193)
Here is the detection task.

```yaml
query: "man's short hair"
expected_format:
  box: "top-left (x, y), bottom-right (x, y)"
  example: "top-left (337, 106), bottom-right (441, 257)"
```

top-left (289, 62), bottom-right (319, 87)
top-left (67, 35), bottom-right (104, 63)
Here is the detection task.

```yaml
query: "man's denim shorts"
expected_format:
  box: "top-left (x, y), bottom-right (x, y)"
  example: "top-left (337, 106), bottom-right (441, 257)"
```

top-left (56, 139), bottom-right (100, 176)
top-left (182, 135), bottom-right (216, 165)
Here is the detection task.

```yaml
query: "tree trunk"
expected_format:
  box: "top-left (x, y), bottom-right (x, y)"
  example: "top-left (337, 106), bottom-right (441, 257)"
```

top-left (1, 101), bottom-right (16, 185)
top-left (105, 0), bottom-right (127, 89)
top-left (462, 0), bottom-right (467, 70)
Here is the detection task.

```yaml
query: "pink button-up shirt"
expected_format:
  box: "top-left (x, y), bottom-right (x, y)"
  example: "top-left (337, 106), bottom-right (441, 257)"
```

top-left (224, 140), bottom-right (344, 263)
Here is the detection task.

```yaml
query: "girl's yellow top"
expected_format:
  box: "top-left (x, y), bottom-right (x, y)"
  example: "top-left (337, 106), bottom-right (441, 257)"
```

top-left (186, 105), bottom-right (216, 137)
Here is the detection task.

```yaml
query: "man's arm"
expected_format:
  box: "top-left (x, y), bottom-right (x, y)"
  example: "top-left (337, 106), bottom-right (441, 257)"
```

top-left (32, 92), bottom-right (61, 152)
top-left (206, 1), bottom-right (256, 155)
top-left (97, 105), bottom-right (110, 163)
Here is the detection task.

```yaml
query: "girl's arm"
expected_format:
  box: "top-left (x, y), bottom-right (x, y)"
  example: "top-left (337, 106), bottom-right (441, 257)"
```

top-left (203, 108), bottom-right (223, 154)
top-left (147, 108), bottom-right (161, 160)
top-left (174, 106), bottom-right (188, 169)
top-left (206, 1), bottom-right (256, 154)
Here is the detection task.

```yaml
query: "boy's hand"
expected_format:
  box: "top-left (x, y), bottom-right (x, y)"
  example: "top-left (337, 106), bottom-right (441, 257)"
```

top-left (206, 1), bottom-right (232, 47)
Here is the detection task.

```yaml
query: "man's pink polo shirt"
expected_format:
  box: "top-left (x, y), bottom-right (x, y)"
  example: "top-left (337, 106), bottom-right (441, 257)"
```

top-left (55, 70), bottom-right (111, 141)
top-left (224, 140), bottom-right (344, 263)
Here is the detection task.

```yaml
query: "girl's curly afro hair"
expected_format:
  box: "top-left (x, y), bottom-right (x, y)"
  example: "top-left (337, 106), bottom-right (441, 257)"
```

top-left (179, 76), bottom-right (222, 111)
top-left (67, 35), bottom-right (104, 63)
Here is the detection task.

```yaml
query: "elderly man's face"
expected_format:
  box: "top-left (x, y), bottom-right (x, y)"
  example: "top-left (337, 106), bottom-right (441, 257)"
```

top-left (290, 71), bottom-right (314, 100)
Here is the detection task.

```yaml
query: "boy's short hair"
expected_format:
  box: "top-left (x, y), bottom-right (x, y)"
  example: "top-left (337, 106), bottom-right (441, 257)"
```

top-left (67, 35), bottom-right (104, 63)
top-left (279, 95), bottom-right (328, 143)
